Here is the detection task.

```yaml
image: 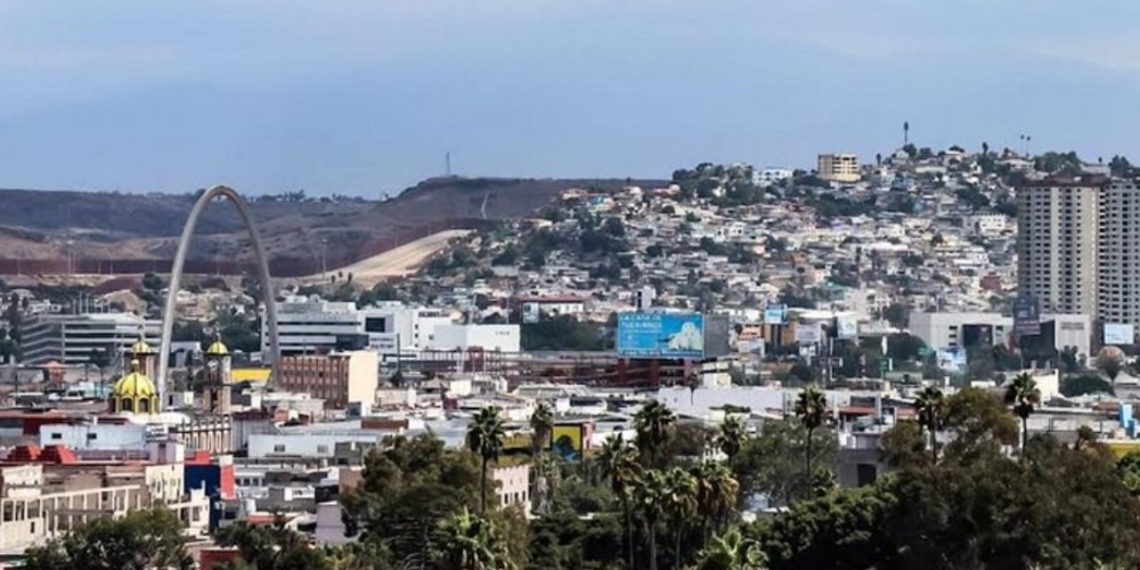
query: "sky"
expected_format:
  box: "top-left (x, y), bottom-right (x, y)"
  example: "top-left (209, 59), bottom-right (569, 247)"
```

top-left (0, 0), bottom-right (1138, 197)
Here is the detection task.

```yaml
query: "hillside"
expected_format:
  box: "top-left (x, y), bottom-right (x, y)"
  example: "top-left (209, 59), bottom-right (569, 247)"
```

top-left (0, 176), bottom-right (666, 274)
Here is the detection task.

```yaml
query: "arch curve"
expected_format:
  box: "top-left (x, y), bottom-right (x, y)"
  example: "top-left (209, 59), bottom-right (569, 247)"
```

top-left (157, 185), bottom-right (280, 407)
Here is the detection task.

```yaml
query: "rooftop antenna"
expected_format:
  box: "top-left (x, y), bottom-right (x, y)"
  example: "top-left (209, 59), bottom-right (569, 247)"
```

top-left (903, 121), bottom-right (909, 146)
top-left (445, 151), bottom-right (452, 177)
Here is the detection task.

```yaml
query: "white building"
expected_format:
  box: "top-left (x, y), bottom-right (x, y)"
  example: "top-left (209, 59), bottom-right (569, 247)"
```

top-left (1098, 178), bottom-right (1140, 332)
top-left (40, 421), bottom-right (148, 451)
top-left (427, 324), bottom-right (521, 353)
top-left (1017, 177), bottom-right (1100, 317)
top-left (20, 312), bottom-right (159, 365)
top-left (756, 168), bottom-right (793, 186)
top-left (263, 297), bottom-right (456, 360)
top-left (908, 311), bottom-right (1091, 358)
top-left (966, 214), bottom-right (1010, 237)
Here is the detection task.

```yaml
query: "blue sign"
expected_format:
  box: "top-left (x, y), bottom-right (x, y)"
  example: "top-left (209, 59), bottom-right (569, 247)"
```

top-left (1013, 294), bottom-right (1041, 337)
top-left (764, 304), bottom-right (786, 325)
top-left (617, 312), bottom-right (705, 359)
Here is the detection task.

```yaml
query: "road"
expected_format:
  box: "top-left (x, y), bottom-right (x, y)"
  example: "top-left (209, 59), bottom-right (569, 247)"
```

top-left (306, 229), bottom-right (471, 285)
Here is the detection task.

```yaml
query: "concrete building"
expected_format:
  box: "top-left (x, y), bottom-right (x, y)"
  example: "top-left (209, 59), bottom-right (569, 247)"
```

top-left (276, 351), bottom-right (379, 409)
top-left (817, 153), bottom-right (860, 183)
top-left (1098, 178), bottom-right (1140, 333)
top-left (1017, 177), bottom-right (1102, 317)
top-left (908, 311), bottom-right (1092, 359)
top-left (756, 168), bottom-right (793, 186)
top-left (427, 324), bottom-right (521, 353)
top-left (263, 298), bottom-right (455, 359)
top-left (20, 312), bottom-right (159, 365)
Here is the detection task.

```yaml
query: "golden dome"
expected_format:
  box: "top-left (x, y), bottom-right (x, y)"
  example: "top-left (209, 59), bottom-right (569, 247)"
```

top-left (129, 336), bottom-right (154, 356)
top-left (205, 334), bottom-right (230, 356)
top-left (112, 359), bottom-right (157, 400)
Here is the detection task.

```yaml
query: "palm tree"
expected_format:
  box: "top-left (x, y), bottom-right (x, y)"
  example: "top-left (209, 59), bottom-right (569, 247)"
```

top-left (529, 402), bottom-right (554, 455)
top-left (914, 386), bottom-right (944, 464)
top-left (686, 372), bottom-right (702, 405)
top-left (695, 527), bottom-right (767, 570)
top-left (634, 469), bottom-right (669, 570)
top-left (717, 417), bottom-right (747, 461)
top-left (793, 386), bottom-right (828, 484)
top-left (663, 467), bottom-right (698, 570)
top-left (635, 399), bottom-right (676, 467)
top-left (598, 435), bottom-right (642, 570)
top-left (692, 461), bottom-right (739, 545)
top-left (433, 507), bottom-right (510, 570)
top-left (1004, 372), bottom-right (1041, 451)
top-left (466, 406), bottom-right (506, 513)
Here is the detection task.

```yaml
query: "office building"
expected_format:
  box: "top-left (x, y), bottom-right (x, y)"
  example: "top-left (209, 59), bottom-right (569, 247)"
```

top-left (1017, 177), bottom-right (1102, 317)
top-left (276, 351), bottom-right (379, 409)
top-left (20, 312), bottom-right (159, 365)
top-left (263, 298), bottom-right (454, 360)
top-left (1098, 179), bottom-right (1140, 333)
top-left (817, 153), bottom-right (861, 183)
top-left (907, 311), bottom-right (1091, 359)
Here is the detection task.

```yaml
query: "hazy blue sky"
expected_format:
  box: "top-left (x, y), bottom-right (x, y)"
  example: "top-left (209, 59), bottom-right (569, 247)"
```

top-left (0, 0), bottom-right (1137, 196)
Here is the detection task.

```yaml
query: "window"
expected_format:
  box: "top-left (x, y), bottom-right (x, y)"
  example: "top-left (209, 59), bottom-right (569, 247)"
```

top-left (86, 433), bottom-right (97, 440)
top-left (273, 444), bottom-right (286, 453)
top-left (317, 445), bottom-right (329, 454)
top-left (50, 433), bottom-right (61, 440)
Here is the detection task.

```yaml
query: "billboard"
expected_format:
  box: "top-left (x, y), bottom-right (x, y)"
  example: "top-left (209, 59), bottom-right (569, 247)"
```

top-left (1013, 294), bottom-right (1041, 337)
top-left (522, 303), bottom-right (542, 324)
top-left (1105, 323), bottom-right (1136, 346)
top-left (552, 425), bottom-right (583, 461)
top-left (834, 315), bottom-right (858, 340)
top-left (935, 347), bottom-right (967, 373)
top-left (795, 323), bottom-right (822, 345)
top-left (764, 304), bottom-right (787, 325)
top-left (616, 312), bottom-right (705, 359)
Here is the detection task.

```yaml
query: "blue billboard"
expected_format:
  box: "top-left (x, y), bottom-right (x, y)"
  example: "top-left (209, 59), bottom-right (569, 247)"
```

top-left (617, 312), bottom-right (705, 359)
top-left (764, 304), bottom-right (787, 325)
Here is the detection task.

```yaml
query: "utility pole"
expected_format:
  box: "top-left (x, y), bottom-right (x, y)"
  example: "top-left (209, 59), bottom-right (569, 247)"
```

top-left (445, 151), bottom-right (452, 176)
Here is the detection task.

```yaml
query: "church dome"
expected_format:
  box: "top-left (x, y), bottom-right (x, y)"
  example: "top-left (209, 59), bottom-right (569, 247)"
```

top-left (205, 335), bottom-right (230, 356)
top-left (109, 359), bottom-right (158, 414)
top-left (129, 336), bottom-right (154, 356)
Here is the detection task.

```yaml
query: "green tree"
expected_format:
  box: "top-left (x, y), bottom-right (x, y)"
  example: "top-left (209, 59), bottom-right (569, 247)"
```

top-left (941, 387), bottom-right (1019, 462)
top-left (794, 386), bottom-right (829, 484)
top-left (881, 303), bottom-right (909, 329)
top-left (1004, 372), bottom-right (1041, 451)
top-left (432, 507), bottom-right (513, 570)
top-left (1118, 451), bottom-right (1140, 497)
top-left (635, 469), bottom-right (669, 570)
top-left (663, 467), bottom-right (698, 569)
top-left (693, 461), bottom-right (739, 544)
top-left (717, 417), bottom-right (747, 461)
top-left (597, 434), bottom-right (642, 570)
top-left (914, 386), bottom-right (944, 463)
top-left (467, 406), bottom-right (507, 513)
top-left (529, 402), bottom-right (554, 455)
top-left (24, 508), bottom-right (194, 570)
top-left (216, 518), bottom-right (330, 570)
top-left (1061, 373), bottom-right (1114, 397)
top-left (635, 399), bottom-right (676, 468)
top-left (696, 527), bottom-right (767, 570)
top-left (878, 420), bottom-right (927, 469)
top-left (729, 420), bottom-right (836, 507)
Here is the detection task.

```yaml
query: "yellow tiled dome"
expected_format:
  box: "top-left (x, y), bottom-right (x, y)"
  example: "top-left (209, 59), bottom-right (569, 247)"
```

top-left (112, 359), bottom-right (157, 399)
top-left (205, 335), bottom-right (230, 356)
top-left (109, 359), bottom-right (159, 414)
top-left (129, 336), bottom-right (154, 356)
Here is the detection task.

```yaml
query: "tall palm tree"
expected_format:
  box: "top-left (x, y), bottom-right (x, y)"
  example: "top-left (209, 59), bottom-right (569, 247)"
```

top-left (1004, 372), bottom-right (1041, 451)
top-left (914, 386), bottom-right (944, 464)
top-left (635, 399), bottom-right (676, 467)
top-left (717, 417), bottom-right (747, 461)
top-left (634, 469), bottom-right (669, 570)
top-left (466, 406), bottom-right (506, 513)
top-left (433, 507), bottom-right (511, 570)
top-left (663, 467), bottom-right (698, 570)
top-left (686, 372), bottom-right (702, 405)
top-left (598, 435), bottom-right (642, 570)
top-left (793, 386), bottom-right (828, 484)
top-left (529, 402), bottom-right (554, 455)
top-left (692, 461), bottom-right (739, 545)
top-left (695, 527), bottom-right (767, 570)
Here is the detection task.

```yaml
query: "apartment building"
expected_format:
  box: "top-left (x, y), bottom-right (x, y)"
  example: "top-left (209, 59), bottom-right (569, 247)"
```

top-left (1017, 177), bottom-right (1102, 317)
top-left (817, 153), bottom-right (861, 183)
top-left (1098, 179), bottom-right (1140, 336)
top-left (20, 312), bottom-right (160, 365)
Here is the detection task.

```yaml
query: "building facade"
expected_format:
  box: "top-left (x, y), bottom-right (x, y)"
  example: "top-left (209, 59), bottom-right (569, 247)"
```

top-left (817, 153), bottom-right (860, 183)
top-left (263, 298), bottom-right (455, 360)
top-left (1017, 177), bottom-right (1102, 317)
top-left (20, 313), bottom-right (159, 365)
top-left (276, 351), bottom-right (379, 409)
top-left (908, 311), bottom-right (1091, 359)
top-left (1098, 178), bottom-right (1140, 336)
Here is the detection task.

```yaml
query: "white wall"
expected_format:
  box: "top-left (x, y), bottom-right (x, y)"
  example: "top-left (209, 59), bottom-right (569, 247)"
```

top-left (428, 325), bottom-right (521, 353)
top-left (40, 423), bottom-right (147, 451)
top-left (247, 433), bottom-right (381, 460)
